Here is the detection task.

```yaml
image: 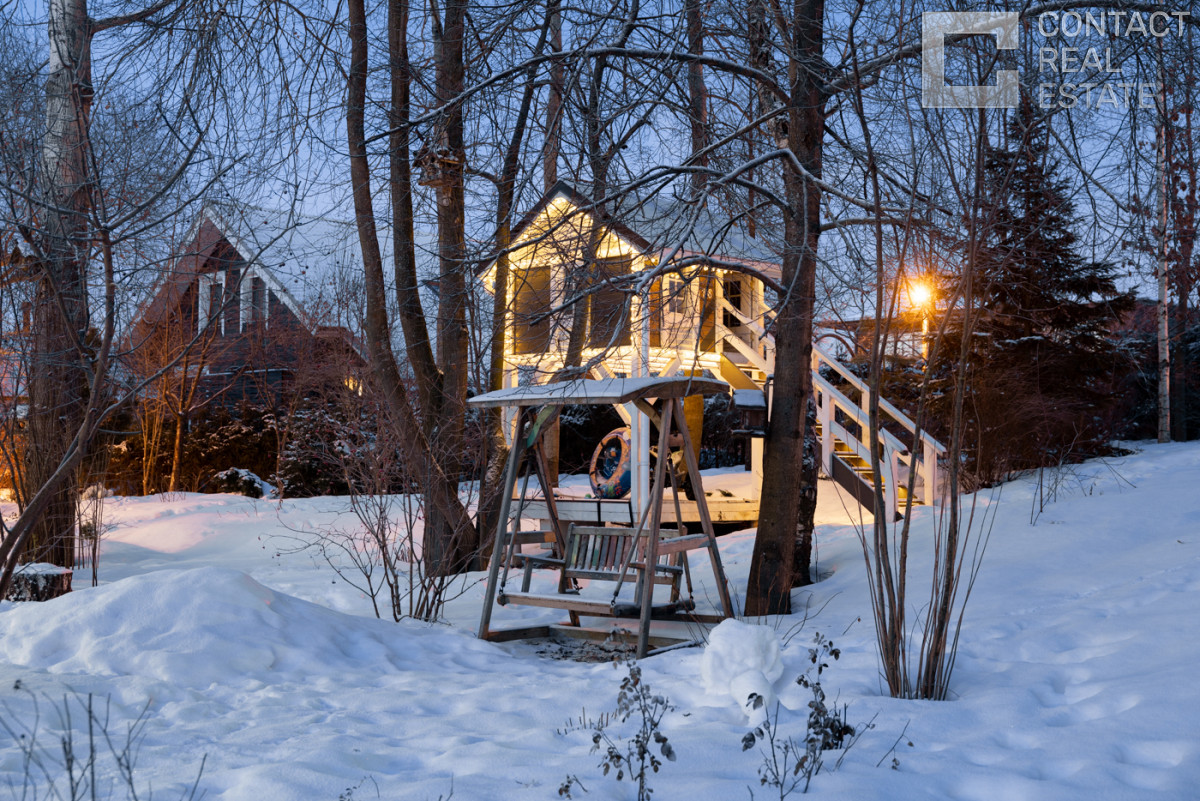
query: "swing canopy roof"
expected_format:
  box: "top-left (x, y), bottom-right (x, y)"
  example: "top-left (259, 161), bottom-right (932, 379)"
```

top-left (467, 376), bottom-right (727, 408)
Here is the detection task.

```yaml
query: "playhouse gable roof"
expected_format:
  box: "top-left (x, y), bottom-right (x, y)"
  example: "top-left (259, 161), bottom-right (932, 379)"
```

top-left (495, 182), bottom-right (781, 281)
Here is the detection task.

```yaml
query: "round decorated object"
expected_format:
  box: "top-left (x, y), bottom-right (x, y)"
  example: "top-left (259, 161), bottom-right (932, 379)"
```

top-left (589, 427), bottom-right (633, 499)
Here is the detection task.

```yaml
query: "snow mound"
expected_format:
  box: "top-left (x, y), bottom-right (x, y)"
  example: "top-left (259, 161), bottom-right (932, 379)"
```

top-left (700, 619), bottom-right (786, 715)
top-left (0, 567), bottom-right (427, 688)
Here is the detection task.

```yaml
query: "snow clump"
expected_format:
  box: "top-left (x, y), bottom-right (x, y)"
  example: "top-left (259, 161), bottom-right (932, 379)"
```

top-left (700, 619), bottom-right (786, 718)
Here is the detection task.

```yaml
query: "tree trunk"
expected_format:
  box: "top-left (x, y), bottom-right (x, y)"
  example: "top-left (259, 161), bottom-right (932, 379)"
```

top-left (478, 14), bottom-right (548, 550)
top-left (1170, 63), bottom-right (1196, 442)
top-left (424, 0), bottom-right (478, 574)
top-left (22, 0), bottom-right (95, 568)
top-left (1171, 283), bottom-right (1190, 441)
top-left (168, 412), bottom-right (185, 493)
top-left (1156, 37), bottom-right (1172, 443)
top-left (346, 0), bottom-right (477, 578)
top-left (389, 0), bottom-right (440, 418)
top-left (686, 0), bottom-right (707, 195)
top-left (790, 396), bottom-right (817, 586)
top-left (745, 0), bottom-right (824, 615)
top-left (544, 0), bottom-right (562, 192)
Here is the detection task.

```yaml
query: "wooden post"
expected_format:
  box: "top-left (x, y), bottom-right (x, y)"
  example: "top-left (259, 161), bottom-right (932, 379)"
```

top-left (683, 370), bottom-right (704, 465)
top-left (922, 438), bottom-right (938, 506)
top-left (818, 389), bottom-right (833, 475)
top-left (477, 413), bottom-right (527, 639)
top-left (672, 397), bottom-right (735, 619)
top-left (637, 401), bottom-right (674, 658)
top-left (884, 445), bottom-right (899, 523)
top-left (629, 296), bottom-right (650, 520)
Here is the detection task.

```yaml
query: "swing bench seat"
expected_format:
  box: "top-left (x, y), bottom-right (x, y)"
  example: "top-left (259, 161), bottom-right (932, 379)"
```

top-left (495, 591), bottom-right (697, 619)
top-left (498, 524), bottom-right (703, 614)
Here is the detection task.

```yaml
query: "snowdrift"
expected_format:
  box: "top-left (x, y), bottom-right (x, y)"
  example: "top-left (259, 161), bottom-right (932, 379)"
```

top-left (0, 443), bottom-right (1196, 800)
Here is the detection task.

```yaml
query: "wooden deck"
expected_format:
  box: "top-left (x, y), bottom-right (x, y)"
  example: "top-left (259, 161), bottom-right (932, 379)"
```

top-left (519, 494), bottom-right (760, 526)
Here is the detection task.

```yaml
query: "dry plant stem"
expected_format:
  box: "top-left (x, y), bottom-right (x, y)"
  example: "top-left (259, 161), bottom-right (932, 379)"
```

top-left (1, 690), bottom-right (205, 800)
top-left (849, 36), bottom-right (905, 696)
top-left (845, 36), bottom-right (993, 698)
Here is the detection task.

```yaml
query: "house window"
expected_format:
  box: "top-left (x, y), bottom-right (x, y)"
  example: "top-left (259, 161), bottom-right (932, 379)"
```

top-left (251, 276), bottom-right (266, 324)
top-left (206, 280), bottom-right (223, 336)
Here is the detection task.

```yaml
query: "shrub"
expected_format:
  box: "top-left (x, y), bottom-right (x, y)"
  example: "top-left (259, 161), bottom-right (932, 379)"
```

top-left (741, 634), bottom-right (869, 797)
top-left (0, 687), bottom-right (205, 800)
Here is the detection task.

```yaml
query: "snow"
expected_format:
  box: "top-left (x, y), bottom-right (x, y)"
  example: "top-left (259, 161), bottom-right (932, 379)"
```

top-left (699, 620), bottom-right (786, 716)
top-left (1, 442), bottom-right (1199, 799)
top-left (468, 375), bottom-right (727, 407)
top-left (12, 562), bottom-right (71, 576)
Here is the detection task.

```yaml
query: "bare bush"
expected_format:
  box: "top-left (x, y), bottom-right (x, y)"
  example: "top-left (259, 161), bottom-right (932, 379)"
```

top-left (0, 687), bottom-right (205, 800)
top-left (280, 383), bottom-right (472, 623)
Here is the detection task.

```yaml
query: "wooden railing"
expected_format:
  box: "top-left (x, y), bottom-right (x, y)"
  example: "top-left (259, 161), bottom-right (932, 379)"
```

top-left (716, 299), bottom-right (946, 515)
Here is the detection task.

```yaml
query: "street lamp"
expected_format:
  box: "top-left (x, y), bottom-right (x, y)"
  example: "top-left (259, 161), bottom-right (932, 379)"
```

top-left (906, 277), bottom-right (936, 361)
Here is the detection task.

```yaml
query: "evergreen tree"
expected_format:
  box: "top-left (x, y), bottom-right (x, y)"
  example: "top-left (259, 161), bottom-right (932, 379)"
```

top-left (939, 100), bottom-right (1135, 484)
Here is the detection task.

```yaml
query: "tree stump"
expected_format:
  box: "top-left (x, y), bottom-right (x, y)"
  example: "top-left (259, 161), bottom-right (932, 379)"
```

top-left (6, 564), bottom-right (73, 602)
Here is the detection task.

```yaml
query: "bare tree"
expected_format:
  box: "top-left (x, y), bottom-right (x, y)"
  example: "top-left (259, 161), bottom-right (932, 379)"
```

top-left (0, 0), bottom-right (336, 594)
top-left (345, 0), bottom-right (483, 579)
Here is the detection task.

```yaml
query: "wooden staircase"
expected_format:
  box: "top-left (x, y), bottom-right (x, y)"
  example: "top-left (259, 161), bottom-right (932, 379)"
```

top-left (716, 299), bottom-right (946, 520)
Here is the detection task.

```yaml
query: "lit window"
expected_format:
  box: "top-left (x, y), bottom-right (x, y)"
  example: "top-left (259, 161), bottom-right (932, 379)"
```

top-left (667, 276), bottom-right (683, 314)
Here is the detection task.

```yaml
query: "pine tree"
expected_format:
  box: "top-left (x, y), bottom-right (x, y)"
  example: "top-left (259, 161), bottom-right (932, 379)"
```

top-left (942, 100), bottom-right (1134, 484)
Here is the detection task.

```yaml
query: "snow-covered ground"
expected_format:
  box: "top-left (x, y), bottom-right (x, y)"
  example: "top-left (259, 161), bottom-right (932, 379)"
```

top-left (2, 443), bottom-right (1198, 800)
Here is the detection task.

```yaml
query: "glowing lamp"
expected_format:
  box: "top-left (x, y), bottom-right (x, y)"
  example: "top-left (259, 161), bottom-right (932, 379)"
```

top-left (907, 279), bottom-right (934, 310)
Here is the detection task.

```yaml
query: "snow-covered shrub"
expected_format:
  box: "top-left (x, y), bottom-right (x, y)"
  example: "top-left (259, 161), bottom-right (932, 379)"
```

top-left (103, 403), bottom-right (282, 495)
top-left (273, 404), bottom-right (360, 498)
top-left (699, 392), bottom-right (744, 469)
top-left (208, 468), bottom-right (270, 499)
top-left (701, 619), bottom-right (786, 715)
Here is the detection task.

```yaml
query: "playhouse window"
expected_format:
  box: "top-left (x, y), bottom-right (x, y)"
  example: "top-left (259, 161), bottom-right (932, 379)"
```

top-left (667, 276), bottom-right (683, 314)
top-left (587, 256), bottom-right (631, 349)
top-left (723, 276), bottom-right (743, 328)
top-left (512, 264), bottom-right (551, 354)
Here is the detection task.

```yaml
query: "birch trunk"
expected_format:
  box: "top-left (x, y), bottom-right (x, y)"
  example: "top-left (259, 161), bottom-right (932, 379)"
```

top-left (23, 0), bottom-right (94, 567)
top-left (1157, 58), bottom-right (1172, 444)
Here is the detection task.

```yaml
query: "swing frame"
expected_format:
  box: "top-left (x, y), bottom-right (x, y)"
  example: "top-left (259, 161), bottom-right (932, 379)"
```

top-left (468, 376), bottom-right (736, 657)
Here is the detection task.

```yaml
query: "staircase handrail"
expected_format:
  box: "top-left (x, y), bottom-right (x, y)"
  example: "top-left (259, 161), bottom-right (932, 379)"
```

top-left (719, 297), bottom-right (769, 340)
top-left (811, 342), bottom-right (946, 456)
top-left (813, 372), bottom-right (909, 455)
top-left (719, 323), bottom-right (773, 375)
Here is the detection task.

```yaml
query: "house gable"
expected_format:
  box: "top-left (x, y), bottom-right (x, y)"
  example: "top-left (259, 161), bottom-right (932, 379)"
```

top-left (128, 205), bottom-right (367, 407)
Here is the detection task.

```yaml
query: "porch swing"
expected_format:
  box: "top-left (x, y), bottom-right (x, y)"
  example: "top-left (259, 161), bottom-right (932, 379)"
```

top-left (467, 376), bottom-right (736, 657)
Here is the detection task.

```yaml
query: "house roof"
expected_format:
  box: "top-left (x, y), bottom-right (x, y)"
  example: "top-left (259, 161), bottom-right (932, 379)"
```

top-left (200, 202), bottom-right (365, 325)
top-left (616, 188), bottom-right (780, 271)
top-left (137, 202), bottom-right (437, 334)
